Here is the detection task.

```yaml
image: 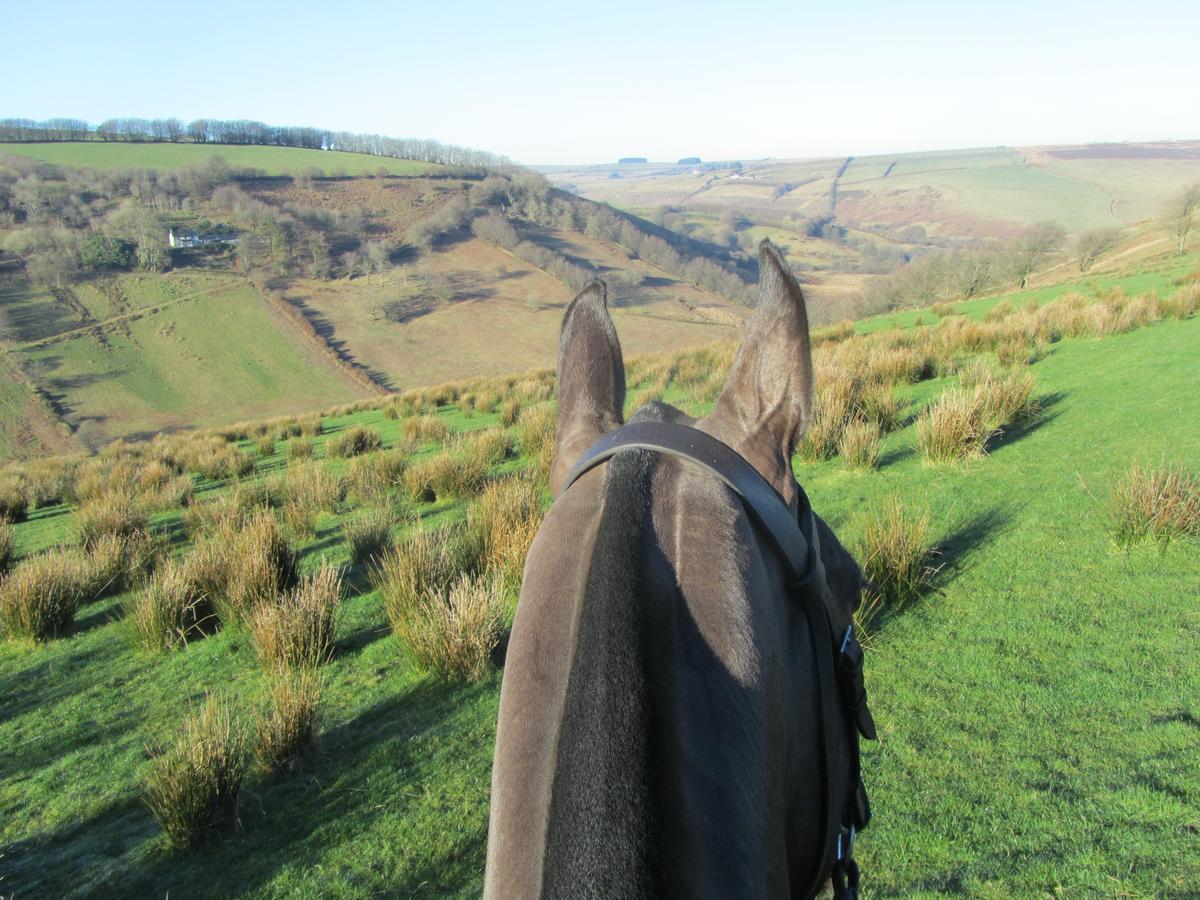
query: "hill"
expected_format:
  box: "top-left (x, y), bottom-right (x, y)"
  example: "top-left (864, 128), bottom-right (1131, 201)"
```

top-left (0, 147), bottom-right (751, 458)
top-left (1, 257), bottom-right (1197, 896)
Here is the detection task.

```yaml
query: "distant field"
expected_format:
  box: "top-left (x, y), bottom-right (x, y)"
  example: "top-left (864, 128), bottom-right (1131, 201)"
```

top-left (0, 142), bottom-right (444, 177)
top-left (4, 273), bottom-right (365, 448)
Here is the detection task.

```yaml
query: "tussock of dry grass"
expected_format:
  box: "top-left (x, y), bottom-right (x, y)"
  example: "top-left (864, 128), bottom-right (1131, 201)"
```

top-left (0, 522), bottom-right (12, 575)
top-left (143, 694), bottom-right (248, 850)
top-left (838, 422), bottom-right (881, 471)
top-left (1109, 462), bottom-right (1200, 549)
top-left (465, 477), bottom-right (543, 589)
top-left (254, 669), bottom-right (322, 778)
top-left (286, 437), bottom-right (313, 460)
top-left (402, 448), bottom-right (488, 503)
top-left (247, 562), bottom-right (341, 670)
top-left (126, 559), bottom-right (208, 653)
top-left (342, 506), bottom-right (394, 564)
top-left (917, 389), bottom-right (992, 463)
top-left (977, 370), bottom-right (1041, 427)
top-left (499, 397), bottom-right (522, 427)
top-left (0, 550), bottom-right (91, 641)
top-left (513, 402), bottom-right (556, 476)
top-left (76, 491), bottom-right (149, 550)
top-left (403, 415), bottom-right (450, 445)
top-left (857, 497), bottom-right (938, 611)
top-left (0, 478), bottom-right (29, 523)
top-left (325, 425), bottom-right (382, 459)
top-left (206, 512), bottom-right (299, 626)
top-left (347, 450), bottom-right (407, 502)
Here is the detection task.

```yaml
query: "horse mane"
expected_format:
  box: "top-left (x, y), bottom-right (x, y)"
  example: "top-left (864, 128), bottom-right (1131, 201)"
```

top-left (541, 405), bottom-right (671, 899)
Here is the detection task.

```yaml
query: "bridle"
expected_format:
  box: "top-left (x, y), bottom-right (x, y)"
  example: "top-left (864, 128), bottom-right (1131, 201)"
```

top-left (560, 421), bottom-right (877, 900)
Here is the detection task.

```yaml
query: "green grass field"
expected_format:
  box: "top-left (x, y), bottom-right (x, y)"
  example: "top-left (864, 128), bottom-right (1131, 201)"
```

top-left (4, 273), bottom-right (364, 448)
top-left (1, 272), bottom-right (1198, 896)
top-left (0, 143), bottom-right (443, 177)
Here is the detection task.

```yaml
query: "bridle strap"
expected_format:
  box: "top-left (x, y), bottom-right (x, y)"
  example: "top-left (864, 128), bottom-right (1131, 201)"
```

top-left (560, 421), bottom-right (820, 586)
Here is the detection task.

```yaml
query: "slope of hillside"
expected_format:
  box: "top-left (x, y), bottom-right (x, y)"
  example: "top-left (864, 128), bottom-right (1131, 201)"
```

top-left (1, 272), bottom-right (366, 449)
top-left (1, 265), bottom-right (1196, 897)
top-left (0, 142), bottom-right (443, 177)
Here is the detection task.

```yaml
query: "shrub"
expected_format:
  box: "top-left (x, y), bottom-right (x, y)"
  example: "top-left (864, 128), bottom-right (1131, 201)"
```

top-left (342, 507), bottom-right (394, 564)
top-left (126, 560), bottom-right (207, 653)
top-left (143, 694), bottom-right (248, 850)
top-left (254, 669), bottom-right (322, 778)
top-left (286, 437), bottom-right (314, 460)
top-left (0, 550), bottom-right (90, 640)
top-left (247, 561), bottom-right (341, 670)
top-left (325, 425), bottom-right (382, 459)
top-left (837, 422), bottom-right (880, 471)
top-left (0, 521), bottom-right (12, 575)
top-left (385, 569), bottom-right (507, 681)
top-left (1108, 462), bottom-right (1200, 549)
top-left (916, 389), bottom-right (991, 463)
top-left (857, 497), bottom-right (937, 610)
top-left (76, 491), bottom-right (149, 550)
top-left (0, 478), bottom-right (29, 523)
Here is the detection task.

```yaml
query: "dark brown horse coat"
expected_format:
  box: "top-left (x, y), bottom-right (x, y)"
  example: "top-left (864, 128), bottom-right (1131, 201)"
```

top-left (485, 242), bottom-right (866, 898)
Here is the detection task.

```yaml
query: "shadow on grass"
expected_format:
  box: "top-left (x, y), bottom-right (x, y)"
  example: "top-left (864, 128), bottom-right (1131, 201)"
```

top-left (987, 392), bottom-right (1066, 454)
top-left (934, 506), bottom-right (1013, 584)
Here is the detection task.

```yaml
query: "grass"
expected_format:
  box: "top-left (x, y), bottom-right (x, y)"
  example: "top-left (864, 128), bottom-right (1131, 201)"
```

top-left (124, 559), bottom-right (207, 653)
top-left (142, 694), bottom-right (249, 850)
top-left (0, 142), bottom-right (443, 177)
top-left (1108, 461), bottom-right (1200, 550)
top-left (254, 669), bottom-right (322, 778)
top-left (247, 562), bottom-right (341, 671)
top-left (0, 272), bottom-right (1198, 896)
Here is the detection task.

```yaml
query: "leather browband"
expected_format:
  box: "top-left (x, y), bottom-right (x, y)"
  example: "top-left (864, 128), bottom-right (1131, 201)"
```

top-left (558, 421), bottom-right (820, 587)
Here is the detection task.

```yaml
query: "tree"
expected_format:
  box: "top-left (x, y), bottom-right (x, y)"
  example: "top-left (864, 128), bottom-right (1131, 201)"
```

top-left (81, 235), bottom-right (135, 270)
top-left (1006, 221), bottom-right (1065, 289)
top-left (1073, 227), bottom-right (1121, 272)
top-left (1163, 182), bottom-right (1200, 255)
top-left (948, 251), bottom-right (995, 301)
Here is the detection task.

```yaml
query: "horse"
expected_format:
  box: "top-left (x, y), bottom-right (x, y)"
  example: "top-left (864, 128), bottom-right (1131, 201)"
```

top-left (485, 240), bottom-right (874, 898)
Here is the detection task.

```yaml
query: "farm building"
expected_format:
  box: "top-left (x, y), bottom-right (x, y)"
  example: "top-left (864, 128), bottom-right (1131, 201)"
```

top-left (167, 226), bottom-right (240, 249)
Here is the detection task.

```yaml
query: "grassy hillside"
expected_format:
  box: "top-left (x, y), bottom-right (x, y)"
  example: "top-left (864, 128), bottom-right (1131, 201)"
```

top-left (546, 141), bottom-right (1200, 238)
top-left (0, 273), bottom-right (366, 450)
top-left (1, 265), bottom-right (1197, 897)
top-left (0, 143), bottom-right (443, 177)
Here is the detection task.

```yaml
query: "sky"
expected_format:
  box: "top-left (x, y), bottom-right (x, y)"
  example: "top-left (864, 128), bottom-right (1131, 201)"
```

top-left (5, 0), bottom-right (1199, 165)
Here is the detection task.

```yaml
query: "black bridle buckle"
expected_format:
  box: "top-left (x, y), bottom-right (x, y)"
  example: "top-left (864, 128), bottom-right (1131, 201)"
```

top-left (837, 626), bottom-right (878, 741)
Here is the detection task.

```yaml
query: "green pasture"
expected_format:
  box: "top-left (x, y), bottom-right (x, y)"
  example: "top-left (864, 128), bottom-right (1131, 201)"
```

top-left (7, 274), bottom-right (362, 447)
top-left (2, 274), bottom-right (1199, 896)
top-left (0, 143), bottom-right (442, 177)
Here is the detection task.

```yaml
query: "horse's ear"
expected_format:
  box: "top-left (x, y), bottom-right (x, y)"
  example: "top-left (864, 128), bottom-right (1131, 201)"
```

top-left (551, 280), bottom-right (625, 494)
top-left (703, 240), bottom-right (813, 503)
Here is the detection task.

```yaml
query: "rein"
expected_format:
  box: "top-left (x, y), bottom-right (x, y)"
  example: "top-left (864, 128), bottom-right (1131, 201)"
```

top-left (560, 421), bottom-right (876, 900)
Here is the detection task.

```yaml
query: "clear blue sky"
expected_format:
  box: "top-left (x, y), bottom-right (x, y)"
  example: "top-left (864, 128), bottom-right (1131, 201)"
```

top-left (6, 0), bottom-right (1198, 165)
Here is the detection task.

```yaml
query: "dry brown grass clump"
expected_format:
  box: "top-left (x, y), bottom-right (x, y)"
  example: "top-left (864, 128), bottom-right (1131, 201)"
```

top-left (347, 449), bottom-right (407, 502)
top-left (0, 477), bottom-right (29, 523)
top-left (855, 382), bottom-right (903, 433)
top-left (465, 477), bottom-right (543, 589)
top-left (325, 425), bottom-right (383, 459)
top-left (247, 561), bottom-right (341, 670)
top-left (0, 521), bottom-right (12, 575)
top-left (256, 436), bottom-right (276, 458)
top-left (84, 531), bottom-right (160, 600)
top-left (20, 457), bottom-right (78, 508)
top-left (297, 414), bottom-right (324, 437)
top-left (286, 437), bottom-right (314, 460)
top-left (125, 559), bottom-right (208, 653)
top-left (284, 460), bottom-right (343, 512)
top-left (342, 506), bottom-right (394, 564)
top-left (916, 389), bottom-right (992, 463)
top-left (76, 491), bottom-right (149, 550)
top-left (499, 397), bottom-right (522, 427)
top-left (1109, 462), bottom-right (1200, 550)
top-left (207, 511), bottom-right (299, 626)
top-left (403, 414), bottom-right (451, 445)
top-left (181, 439), bottom-right (255, 482)
top-left (976, 371), bottom-right (1041, 427)
top-left (1159, 284), bottom-right (1200, 320)
top-left (402, 448), bottom-right (488, 503)
top-left (0, 550), bottom-right (91, 640)
top-left (143, 694), bottom-right (248, 850)
top-left (837, 422), bottom-right (881, 471)
top-left (455, 427), bottom-right (511, 470)
top-left (254, 669), bottom-right (322, 778)
top-left (797, 378), bottom-right (856, 462)
top-left (930, 301), bottom-right (958, 317)
top-left (857, 497), bottom-right (938, 611)
top-left (513, 402), bottom-right (556, 479)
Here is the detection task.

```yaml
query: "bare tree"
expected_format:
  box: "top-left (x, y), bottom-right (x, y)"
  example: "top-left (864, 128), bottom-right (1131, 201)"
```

top-left (1073, 227), bottom-right (1121, 272)
top-left (1006, 221), bottom-right (1066, 289)
top-left (1163, 182), bottom-right (1200, 255)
